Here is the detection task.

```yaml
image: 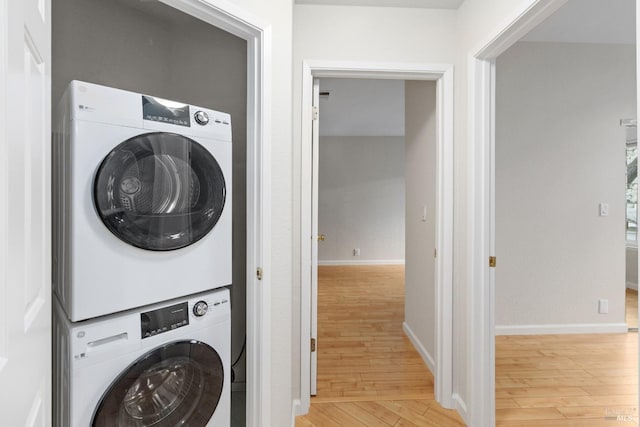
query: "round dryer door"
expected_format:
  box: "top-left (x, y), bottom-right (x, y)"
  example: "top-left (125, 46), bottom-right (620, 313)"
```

top-left (92, 340), bottom-right (224, 427)
top-left (94, 132), bottom-right (226, 251)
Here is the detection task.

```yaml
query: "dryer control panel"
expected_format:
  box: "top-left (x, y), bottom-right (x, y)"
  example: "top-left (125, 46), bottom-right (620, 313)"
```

top-left (140, 301), bottom-right (189, 339)
top-left (142, 95), bottom-right (191, 127)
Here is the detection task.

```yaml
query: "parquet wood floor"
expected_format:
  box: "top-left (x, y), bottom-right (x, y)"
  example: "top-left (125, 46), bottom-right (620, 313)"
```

top-left (295, 266), bottom-right (638, 426)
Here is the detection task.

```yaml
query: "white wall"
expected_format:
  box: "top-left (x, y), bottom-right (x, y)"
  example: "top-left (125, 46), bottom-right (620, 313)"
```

top-left (52, 0), bottom-right (250, 381)
top-left (318, 136), bottom-right (405, 264)
top-left (319, 78), bottom-right (405, 136)
top-left (404, 81), bottom-right (437, 368)
top-left (495, 41), bottom-right (636, 333)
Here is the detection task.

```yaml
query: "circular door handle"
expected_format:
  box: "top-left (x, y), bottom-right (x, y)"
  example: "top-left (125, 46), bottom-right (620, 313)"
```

top-left (317, 234), bottom-right (325, 241)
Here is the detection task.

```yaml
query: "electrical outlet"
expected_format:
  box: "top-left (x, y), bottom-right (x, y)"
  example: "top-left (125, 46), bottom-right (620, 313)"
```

top-left (353, 248), bottom-right (361, 256)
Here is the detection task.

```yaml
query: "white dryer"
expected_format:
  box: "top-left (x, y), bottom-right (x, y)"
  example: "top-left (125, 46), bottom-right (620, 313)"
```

top-left (53, 81), bottom-right (232, 321)
top-left (53, 287), bottom-right (231, 427)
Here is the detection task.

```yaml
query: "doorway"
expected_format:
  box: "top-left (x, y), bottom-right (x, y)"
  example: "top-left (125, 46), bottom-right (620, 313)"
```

top-left (494, 35), bottom-right (637, 422)
top-left (469, 0), bottom-right (639, 425)
top-left (49, 0), bottom-right (270, 424)
top-left (312, 78), bottom-right (418, 399)
top-left (298, 61), bottom-right (455, 414)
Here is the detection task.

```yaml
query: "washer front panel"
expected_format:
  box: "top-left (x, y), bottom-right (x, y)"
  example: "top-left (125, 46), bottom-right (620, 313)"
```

top-left (54, 288), bottom-right (231, 427)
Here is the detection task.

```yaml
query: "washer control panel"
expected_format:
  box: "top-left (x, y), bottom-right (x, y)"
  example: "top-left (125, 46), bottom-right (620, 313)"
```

top-left (193, 301), bottom-right (208, 317)
top-left (194, 110), bottom-right (209, 126)
top-left (140, 301), bottom-right (189, 339)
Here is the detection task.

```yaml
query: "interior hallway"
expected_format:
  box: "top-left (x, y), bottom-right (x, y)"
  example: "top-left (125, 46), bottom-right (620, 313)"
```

top-left (296, 266), bottom-right (639, 426)
top-left (295, 265), bottom-right (464, 426)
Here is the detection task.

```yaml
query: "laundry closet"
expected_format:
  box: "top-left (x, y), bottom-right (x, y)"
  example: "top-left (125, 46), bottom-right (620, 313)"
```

top-left (51, 0), bottom-right (248, 425)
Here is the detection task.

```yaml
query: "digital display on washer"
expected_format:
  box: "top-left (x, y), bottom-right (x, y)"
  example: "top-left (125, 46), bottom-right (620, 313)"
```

top-left (142, 95), bottom-right (191, 127)
top-left (141, 302), bottom-right (189, 339)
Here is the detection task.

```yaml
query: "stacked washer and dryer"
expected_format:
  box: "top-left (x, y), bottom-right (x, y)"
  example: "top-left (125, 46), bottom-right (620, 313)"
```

top-left (52, 81), bottom-right (233, 426)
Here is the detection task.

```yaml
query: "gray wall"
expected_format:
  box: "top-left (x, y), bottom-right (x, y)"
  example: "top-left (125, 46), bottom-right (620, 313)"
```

top-left (495, 41), bottom-right (635, 333)
top-left (318, 136), bottom-right (405, 264)
top-left (404, 81), bottom-right (437, 367)
top-left (52, 0), bottom-right (248, 380)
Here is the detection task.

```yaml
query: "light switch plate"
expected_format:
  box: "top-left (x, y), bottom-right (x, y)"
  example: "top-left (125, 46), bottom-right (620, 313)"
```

top-left (599, 203), bottom-right (609, 217)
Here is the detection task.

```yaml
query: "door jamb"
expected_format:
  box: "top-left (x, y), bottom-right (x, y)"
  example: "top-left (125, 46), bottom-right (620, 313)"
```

top-left (299, 60), bottom-right (455, 414)
top-left (467, 0), bottom-right (568, 425)
top-left (157, 1), bottom-right (272, 424)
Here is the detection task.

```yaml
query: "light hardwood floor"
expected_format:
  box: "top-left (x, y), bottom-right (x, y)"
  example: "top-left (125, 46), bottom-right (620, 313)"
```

top-left (295, 266), bottom-right (638, 426)
top-left (496, 333), bottom-right (637, 426)
top-left (295, 265), bottom-right (464, 426)
top-left (626, 288), bottom-right (638, 330)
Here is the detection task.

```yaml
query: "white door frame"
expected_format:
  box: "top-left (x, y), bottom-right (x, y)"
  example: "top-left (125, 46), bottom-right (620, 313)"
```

top-left (467, 0), bottom-right (568, 425)
top-left (149, 1), bottom-right (273, 424)
top-left (299, 60), bottom-right (454, 413)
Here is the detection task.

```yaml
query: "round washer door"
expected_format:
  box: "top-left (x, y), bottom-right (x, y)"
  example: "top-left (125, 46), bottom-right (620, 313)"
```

top-left (92, 340), bottom-right (224, 427)
top-left (94, 132), bottom-right (226, 251)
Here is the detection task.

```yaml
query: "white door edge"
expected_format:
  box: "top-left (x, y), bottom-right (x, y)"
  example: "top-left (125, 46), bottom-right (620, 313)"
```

top-left (299, 60), bottom-right (455, 413)
top-left (468, 0), bottom-right (568, 425)
top-left (1, 0), bottom-right (52, 424)
top-left (310, 78), bottom-right (320, 396)
top-left (154, 1), bottom-right (272, 425)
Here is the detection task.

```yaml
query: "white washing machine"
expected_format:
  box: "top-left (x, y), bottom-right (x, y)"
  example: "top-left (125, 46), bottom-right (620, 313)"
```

top-left (53, 287), bottom-right (231, 427)
top-left (53, 81), bottom-right (232, 321)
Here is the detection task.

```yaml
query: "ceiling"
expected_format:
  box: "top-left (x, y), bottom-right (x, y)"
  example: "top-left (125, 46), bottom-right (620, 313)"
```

top-left (522, 0), bottom-right (635, 44)
top-left (295, 0), bottom-right (463, 9)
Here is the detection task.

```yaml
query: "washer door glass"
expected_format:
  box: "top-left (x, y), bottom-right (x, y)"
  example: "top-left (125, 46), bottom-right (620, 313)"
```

top-left (94, 132), bottom-right (226, 251)
top-left (92, 340), bottom-right (224, 427)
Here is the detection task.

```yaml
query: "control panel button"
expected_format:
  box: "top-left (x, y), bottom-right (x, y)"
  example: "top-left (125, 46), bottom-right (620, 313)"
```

top-left (193, 301), bottom-right (208, 317)
top-left (194, 110), bottom-right (209, 125)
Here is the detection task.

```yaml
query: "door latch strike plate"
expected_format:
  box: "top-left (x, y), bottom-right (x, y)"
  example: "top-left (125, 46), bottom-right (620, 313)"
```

top-left (256, 267), bottom-right (263, 280)
top-left (489, 256), bottom-right (496, 268)
top-left (311, 338), bottom-right (316, 352)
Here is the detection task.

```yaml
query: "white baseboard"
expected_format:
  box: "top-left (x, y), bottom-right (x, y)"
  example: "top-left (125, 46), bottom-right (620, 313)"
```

top-left (402, 322), bottom-right (435, 374)
top-left (291, 399), bottom-right (304, 425)
top-left (318, 259), bottom-right (405, 266)
top-left (452, 393), bottom-right (469, 426)
top-left (626, 281), bottom-right (638, 290)
top-left (495, 322), bottom-right (629, 335)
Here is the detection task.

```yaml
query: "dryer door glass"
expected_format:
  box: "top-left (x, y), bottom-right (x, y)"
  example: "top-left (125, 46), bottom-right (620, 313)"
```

top-left (92, 340), bottom-right (224, 426)
top-left (94, 132), bottom-right (226, 251)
